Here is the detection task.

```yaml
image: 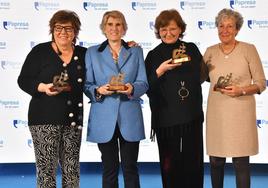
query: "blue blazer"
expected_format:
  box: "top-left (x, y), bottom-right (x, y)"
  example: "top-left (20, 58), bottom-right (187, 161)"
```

top-left (84, 40), bottom-right (148, 143)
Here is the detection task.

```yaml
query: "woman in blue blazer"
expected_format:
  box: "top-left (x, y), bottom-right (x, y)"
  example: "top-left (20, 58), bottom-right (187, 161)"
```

top-left (84, 10), bottom-right (148, 188)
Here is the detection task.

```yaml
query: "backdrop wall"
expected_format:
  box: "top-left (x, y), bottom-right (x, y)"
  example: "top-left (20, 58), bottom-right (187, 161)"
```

top-left (0, 0), bottom-right (267, 163)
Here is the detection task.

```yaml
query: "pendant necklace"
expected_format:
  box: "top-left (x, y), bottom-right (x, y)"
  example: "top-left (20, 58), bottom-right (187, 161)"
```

top-left (178, 81), bottom-right (189, 100)
top-left (219, 41), bottom-right (237, 59)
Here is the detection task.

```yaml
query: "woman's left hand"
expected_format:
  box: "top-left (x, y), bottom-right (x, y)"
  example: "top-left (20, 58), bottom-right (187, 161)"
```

top-left (220, 85), bottom-right (243, 97)
top-left (116, 83), bottom-right (133, 96)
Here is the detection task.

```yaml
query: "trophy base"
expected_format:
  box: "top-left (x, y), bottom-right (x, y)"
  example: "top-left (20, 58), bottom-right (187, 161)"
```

top-left (213, 85), bottom-right (225, 92)
top-left (108, 85), bottom-right (128, 91)
top-left (172, 56), bottom-right (191, 64)
top-left (50, 85), bottom-right (71, 92)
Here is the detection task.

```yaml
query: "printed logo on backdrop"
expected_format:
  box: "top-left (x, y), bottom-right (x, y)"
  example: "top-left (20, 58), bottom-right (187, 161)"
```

top-left (30, 41), bottom-right (39, 48)
top-left (1, 60), bottom-right (21, 70)
top-left (0, 41), bottom-right (6, 49)
top-left (149, 21), bottom-right (154, 30)
top-left (140, 97), bottom-right (150, 108)
top-left (3, 21), bottom-right (29, 30)
top-left (247, 19), bottom-right (268, 29)
top-left (139, 42), bottom-right (153, 50)
top-left (83, 1), bottom-right (108, 11)
top-left (131, 1), bottom-right (157, 11)
top-left (262, 60), bottom-right (268, 69)
top-left (0, 1), bottom-right (10, 10)
top-left (27, 139), bottom-right (33, 148)
top-left (194, 41), bottom-right (201, 47)
top-left (198, 20), bottom-right (216, 30)
top-left (34, 1), bottom-right (60, 11)
top-left (179, 0), bottom-right (206, 10)
top-left (230, 0), bottom-right (256, 9)
top-left (0, 139), bottom-right (3, 148)
top-left (0, 100), bottom-right (19, 108)
top-left (13, 119), bottom-right (28, 128)
top-left (257, 119), bottom-right (268, 128)
top-left (256, 100), bottom-right (264, 108)
top-left (79, 41), bottom-right (98, 48)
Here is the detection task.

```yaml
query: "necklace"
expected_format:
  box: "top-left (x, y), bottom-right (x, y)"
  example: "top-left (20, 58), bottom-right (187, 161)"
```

top-left (178, 81), bottom-right (189, 100)
top-left (219, 41), bottom-right (237, 59)
top-left (109, 46), bottom-right (122, 64)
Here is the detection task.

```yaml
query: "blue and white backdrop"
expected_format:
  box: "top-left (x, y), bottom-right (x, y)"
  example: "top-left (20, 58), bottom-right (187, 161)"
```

top-left (0, 0), bottom-right (268, 163)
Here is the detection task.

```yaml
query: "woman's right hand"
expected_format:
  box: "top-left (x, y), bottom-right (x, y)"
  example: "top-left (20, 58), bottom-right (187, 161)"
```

top-left (97, 84), bottom-right (114, 96)
top-left (156, 58), bottom-right (182, 77)
top-left (38, 83), bottom-right (59, 96)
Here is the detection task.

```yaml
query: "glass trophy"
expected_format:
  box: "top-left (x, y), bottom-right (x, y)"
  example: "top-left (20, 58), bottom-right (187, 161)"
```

top-left (172, 43), bottom-right (191, 64)
top-left (108, 73), bottom-right (128, 91)
top-left (213, 73), bottom-right (232, 91)
top-left (50, 70), bottom-right (71, 92)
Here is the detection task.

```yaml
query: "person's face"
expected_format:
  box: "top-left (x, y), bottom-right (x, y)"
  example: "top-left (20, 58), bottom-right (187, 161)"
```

top-left (104, 17), bottom-right (125, 42)
top-left (159, 20), bottom-right (181, 44)
top-left (217, 17), bottom-right (238, 44)
top-left (53, 22), bottom-right (75, 46)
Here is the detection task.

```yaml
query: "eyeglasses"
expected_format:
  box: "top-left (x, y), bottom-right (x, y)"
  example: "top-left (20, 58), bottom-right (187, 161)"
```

top-left (54, 25), bottom-right (74, 33)
top-left (159, 27), bottom-right (179, 35)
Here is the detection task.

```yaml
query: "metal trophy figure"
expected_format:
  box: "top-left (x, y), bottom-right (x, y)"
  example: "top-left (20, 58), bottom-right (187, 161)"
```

top-left (108, 73), bottom-right (128, 91)
top-left (213, 73), bottom-right (233, 91)
top-left (50, 70), bottom-right (71, 92)
top-left (172, 43), bottom-right (191, 64)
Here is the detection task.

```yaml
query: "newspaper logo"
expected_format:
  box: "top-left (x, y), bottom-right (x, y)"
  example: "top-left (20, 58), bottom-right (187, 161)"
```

top-left (247, 19), bottom-right (268, 29)
top-left (83, 1), bottom-right (108, 11)
top-left (0, 1), bottom-right (10, 10)
top-left (198, 21), bottom-right (216, 30)
top-left (3, 21), bottom-right (29, 30)
top-left (13, 119), bottom-right (28, 128)
top-left (0, 100), bottom-right (19, 108)
top-left (180, 0), bottom-right (206, 10)
top-left (131, 1), bottom-right (157, 11)
top-left (34, 1), bottom-right (60, 11)
top-left (230, 0), bottom-right (256, 9)
top-left (257, 119), bottom-right (268, 128)
top-left (0, 41), bottom-right (6, 49)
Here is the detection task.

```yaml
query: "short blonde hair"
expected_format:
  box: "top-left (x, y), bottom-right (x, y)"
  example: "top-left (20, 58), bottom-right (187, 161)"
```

top-left (100, 10), bottom-right (128, 36)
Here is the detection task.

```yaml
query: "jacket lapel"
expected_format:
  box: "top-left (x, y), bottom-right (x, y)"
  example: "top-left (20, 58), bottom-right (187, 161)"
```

top-left (118, 47), bottom-right (131, 71)
top-left (98, 40), bottom-right (131, 73)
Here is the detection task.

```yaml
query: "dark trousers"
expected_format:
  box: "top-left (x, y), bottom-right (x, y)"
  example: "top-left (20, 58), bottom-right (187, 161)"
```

top-left (210, 156), bottom-right (250, 188)
top-left (156, 121), bottom-right (204, 188)
top-left (98, 126), bottom-right (140, 188)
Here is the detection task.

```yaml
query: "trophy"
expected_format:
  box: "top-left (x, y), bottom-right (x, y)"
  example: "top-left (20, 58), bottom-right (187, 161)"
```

top-left (213, 73), bottom-right (232, 91)
top-left (172, 43), bottom-right (191, 64)
top-left (108, 73), bottom-right (128, 91)
top-left (50, 70), bottom-right (71, 92)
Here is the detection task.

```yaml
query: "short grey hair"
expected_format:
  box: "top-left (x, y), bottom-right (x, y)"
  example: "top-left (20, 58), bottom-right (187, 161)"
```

top-left (215, 8), bottom-right (244, 31)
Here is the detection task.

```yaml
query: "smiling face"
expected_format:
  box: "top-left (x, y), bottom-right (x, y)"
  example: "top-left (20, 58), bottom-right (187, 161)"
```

top-left (104, 17), bottom-right (125, 43)
top-left (53, 22), bottom-right (75, 46)
top-left (217, 17), bottom-right (238, 45)
top-left (159, 20), bottom-right (181, 44)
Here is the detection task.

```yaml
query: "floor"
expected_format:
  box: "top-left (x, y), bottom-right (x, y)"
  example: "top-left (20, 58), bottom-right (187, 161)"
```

top-left (0, 163), bottom-right (267, 187)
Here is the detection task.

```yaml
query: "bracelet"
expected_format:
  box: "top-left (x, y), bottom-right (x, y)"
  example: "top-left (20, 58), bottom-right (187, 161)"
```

top-left (95, 87), bottom-right (103, 101)
top-left (241, 88), bottom-right (246, 96)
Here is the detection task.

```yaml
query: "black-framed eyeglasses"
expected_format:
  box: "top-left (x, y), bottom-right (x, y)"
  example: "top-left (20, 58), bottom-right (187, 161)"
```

top-left (54, 25), bottom-right (74, 33)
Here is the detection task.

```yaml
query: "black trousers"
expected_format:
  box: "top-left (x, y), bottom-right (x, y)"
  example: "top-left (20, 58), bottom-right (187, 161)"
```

top-left (156, 120), bottom-right (204, 188)
top-left (98, 126), bottom-right (140, 188)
